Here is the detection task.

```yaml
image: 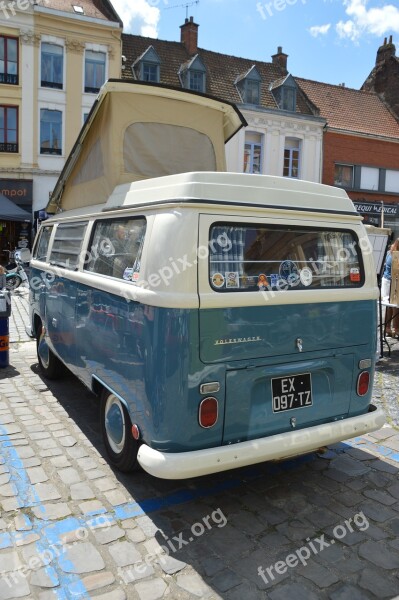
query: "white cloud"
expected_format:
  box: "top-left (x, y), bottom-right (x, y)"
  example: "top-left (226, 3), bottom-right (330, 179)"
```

top-left (112, 0), bottom-right (161, 37)
top-left (309, 24), bottom-right (331, 37)
top-left (336, 0), bottom-right (399, 42)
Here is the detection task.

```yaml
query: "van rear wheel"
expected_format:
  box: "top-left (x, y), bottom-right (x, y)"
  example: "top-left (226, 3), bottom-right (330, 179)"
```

top-left (36, 321), bottom-right (64, 380)
top-left (100, 390), bottom-right (139, 473)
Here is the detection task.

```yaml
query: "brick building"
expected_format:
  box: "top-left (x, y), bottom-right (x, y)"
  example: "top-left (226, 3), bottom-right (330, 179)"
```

top-left (298, 78), bottom-right (399, 232)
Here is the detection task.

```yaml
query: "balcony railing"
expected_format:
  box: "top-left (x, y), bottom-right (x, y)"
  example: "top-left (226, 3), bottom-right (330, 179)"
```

top-left (0, 142), bottom-right (18, 153)
top-left (0, 73), bottom-right (18, 85)
top-left (40, 147), bottom-right (62, 156)
top-left (41, 80), bottom-right (63, 90)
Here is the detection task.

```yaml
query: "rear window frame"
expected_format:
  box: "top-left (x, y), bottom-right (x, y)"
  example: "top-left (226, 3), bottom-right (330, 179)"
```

top-left (208, 221), bottom-right (366, 293)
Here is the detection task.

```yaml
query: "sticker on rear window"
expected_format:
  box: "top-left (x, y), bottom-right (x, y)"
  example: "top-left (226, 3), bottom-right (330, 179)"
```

top-left (350, 268), bottom-right (361, 282)
top-left (226, 272), bottom-right (239, 288)
top-left (212, 273), bottom-right (225, 288)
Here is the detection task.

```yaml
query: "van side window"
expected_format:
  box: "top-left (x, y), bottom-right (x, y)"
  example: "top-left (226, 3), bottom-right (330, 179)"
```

top-left (209, 224), bottom-right (364, 292)
top-left (32, 225), bottom-right (53, 261)
top-left (85, 217), bottom-right (146, 281)
top-left (49, 222), bottom-right (88, 269)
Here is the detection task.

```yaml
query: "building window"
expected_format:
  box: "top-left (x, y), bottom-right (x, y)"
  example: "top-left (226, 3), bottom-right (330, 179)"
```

top-left (85, 50), bottom-right (106, 94)
top-left (270, 75), bottom-right (297, 112)
top-left (385, 170), bottom-right (399, 194)
top-left (0, 106), bottom-right (18, 153)
top-left (41, 43), bottom-right (63, 89)
top-left (179, 55), bottom-right (206, 93)
top-left (334, 164), bottom-right (354, 188)
top-left (236, 66), bottom-right (261, 105)
top-left (0, 36), bottom-right (18, 85)
top-left (281, 87), bottom-right (296, 111)
top-left (360, 166), bottom-right (379, 191)
top-left (142, 62), bottom-right (159, 82)
top-left (189, 70), bottom-right (205, 92)
top-left (245, 79), bottom-right (260, 105)
top-left (133, 46), bottom-right (161, 83)
top-left (40, 109), bottom-right (62, 155)
top-left (283, 138), bottom-right (301, 178)
top-left (244, 133), bottom-right (262, 174)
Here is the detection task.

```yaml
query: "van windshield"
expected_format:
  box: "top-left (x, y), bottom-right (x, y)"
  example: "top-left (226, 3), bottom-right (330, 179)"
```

top-left (209, 224), bottom-right (364, 292)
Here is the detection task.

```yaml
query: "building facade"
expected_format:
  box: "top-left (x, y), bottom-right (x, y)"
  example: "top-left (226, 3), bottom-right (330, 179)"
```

top-left (0, 0), bottom-right (122, 256)
top-left (122, 19), bottom-right (325, 184)
top-left (298, 77), bottom-right (399, 232)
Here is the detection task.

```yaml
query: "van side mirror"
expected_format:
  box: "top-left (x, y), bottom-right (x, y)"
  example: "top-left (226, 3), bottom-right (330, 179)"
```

top-left (15, 248), bottom-right (31, 264)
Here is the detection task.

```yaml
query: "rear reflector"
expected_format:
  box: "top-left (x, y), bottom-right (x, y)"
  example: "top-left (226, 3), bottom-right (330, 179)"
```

top-left (131, 424), bottom-right (140, 440)
top-left (199, 397), bottom-right (218, 428)
top-left (357, 371), bottom-right (370, 397)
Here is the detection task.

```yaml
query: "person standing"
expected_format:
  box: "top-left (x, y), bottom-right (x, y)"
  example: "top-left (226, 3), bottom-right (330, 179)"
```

top-left (382, 238), bottom-right (399, 337)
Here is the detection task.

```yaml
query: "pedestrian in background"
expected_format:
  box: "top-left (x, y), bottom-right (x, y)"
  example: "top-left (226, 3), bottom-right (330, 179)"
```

top-left (382, 238), bottom-right (399, 337)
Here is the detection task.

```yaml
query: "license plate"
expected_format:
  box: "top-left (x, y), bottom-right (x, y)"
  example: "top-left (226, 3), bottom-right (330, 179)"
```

top-left (272, 373), bottom-right (312, 413)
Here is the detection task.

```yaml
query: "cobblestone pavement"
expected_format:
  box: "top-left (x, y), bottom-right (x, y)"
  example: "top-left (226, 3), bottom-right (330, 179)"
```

top-left (0, 293), bottom-right (398, 599)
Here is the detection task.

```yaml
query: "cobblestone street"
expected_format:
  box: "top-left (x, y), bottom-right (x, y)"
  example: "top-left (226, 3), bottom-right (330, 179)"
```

top-left (0, 290), bottom-right (398, 600)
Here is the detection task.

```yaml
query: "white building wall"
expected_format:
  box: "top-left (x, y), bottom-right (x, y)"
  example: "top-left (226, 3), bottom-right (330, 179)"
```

top-left (226, 108), bottom-right (324, 183)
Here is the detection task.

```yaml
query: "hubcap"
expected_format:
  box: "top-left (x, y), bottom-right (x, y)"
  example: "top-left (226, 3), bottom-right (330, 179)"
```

top-left (105, 394), bottom-right (125, 454)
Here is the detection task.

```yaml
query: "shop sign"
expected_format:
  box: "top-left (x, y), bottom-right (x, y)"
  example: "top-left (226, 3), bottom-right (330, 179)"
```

top-left (353, 200), bottom-right (398, 217)
top-left (0, 179), bottom-right (33, 206)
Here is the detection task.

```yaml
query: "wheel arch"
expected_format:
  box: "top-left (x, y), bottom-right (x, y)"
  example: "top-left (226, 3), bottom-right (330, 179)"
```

top-left (91, 375), bottom-right (130, 413)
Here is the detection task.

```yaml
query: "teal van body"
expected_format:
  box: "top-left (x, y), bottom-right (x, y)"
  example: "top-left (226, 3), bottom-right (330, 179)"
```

top-left (29, 172), bottom-right (385, 478)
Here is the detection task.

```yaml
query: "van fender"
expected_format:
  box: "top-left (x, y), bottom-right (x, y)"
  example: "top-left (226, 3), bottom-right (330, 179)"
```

top-left (91, 375), bottom-right (130, 413)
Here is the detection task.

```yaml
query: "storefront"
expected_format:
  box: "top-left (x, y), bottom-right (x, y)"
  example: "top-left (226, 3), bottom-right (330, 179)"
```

top-left (0, 193), bottom-right (32, 265)
top-left (353, 200), bottom-right (399, 235)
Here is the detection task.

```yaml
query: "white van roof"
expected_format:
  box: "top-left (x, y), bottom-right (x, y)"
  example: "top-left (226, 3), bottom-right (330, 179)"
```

top-left (48, 172), bottom-right (358, 221)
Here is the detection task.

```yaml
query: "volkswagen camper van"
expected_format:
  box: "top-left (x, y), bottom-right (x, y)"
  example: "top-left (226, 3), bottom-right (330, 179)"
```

top-left (29, 82), bottom-right (385, 479)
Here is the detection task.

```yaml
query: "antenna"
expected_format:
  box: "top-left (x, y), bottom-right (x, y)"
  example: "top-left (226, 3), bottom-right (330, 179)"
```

top-left (163, 1), bottom-right (200, 20)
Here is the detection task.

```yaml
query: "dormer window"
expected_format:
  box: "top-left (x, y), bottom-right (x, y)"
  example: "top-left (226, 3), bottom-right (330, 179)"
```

top-left (133, 46), bottom-right (160, 83)
top-left (179, 55), bottom-right (206, 93)
top-left (235, 66), bottom-right (261, 105)
top-left (270, 74), bottom-right (297, 112)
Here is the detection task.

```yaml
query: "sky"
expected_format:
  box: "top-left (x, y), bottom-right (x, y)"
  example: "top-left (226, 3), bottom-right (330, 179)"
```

top-left (111, 0), bottom-right (399, 89)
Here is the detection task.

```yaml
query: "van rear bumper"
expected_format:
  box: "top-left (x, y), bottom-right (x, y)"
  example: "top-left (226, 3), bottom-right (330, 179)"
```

top-left (137, 405), bottom-right (385, 479)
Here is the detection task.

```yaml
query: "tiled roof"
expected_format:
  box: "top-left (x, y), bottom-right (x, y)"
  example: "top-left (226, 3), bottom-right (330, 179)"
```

top-left (121, 34), bottom-right (316, 116)
top-left (35, 0), bottom-right (122, 24)
top-left (297, 77), bottom-right (399, 139)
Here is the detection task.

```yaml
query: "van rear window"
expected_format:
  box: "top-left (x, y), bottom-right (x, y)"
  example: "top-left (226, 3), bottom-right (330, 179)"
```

top-left (209, 224), bottom-right (364, 292)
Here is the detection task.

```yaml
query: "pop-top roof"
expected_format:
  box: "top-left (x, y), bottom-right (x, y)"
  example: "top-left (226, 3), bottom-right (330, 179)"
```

top-left (47, 80), bottom-right (246, 214)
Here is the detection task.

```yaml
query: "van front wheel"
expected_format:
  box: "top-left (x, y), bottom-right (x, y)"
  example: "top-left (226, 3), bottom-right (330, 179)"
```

top-left (100, 390), bottom-right (139, 473)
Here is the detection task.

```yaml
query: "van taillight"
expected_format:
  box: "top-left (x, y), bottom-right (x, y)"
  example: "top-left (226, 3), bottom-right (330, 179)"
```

top-left (199, 397), bottom-right (218, 428)
top-left (357, 371), bottom-right (370, 396)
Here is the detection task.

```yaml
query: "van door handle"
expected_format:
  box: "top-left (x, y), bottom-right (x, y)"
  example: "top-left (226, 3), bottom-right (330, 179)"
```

top-left (52, 318), bottom-right (58, 328)
top-left (296, 338), bottom-right (303, 352)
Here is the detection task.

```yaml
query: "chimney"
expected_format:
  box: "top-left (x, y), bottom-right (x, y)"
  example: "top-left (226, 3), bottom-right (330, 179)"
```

top-left (271, 46), bottom-right (288, 72)
top-left (180, 16), bottom-right (199, 56)
top-left (376, 36), bottom-right (396, 65)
